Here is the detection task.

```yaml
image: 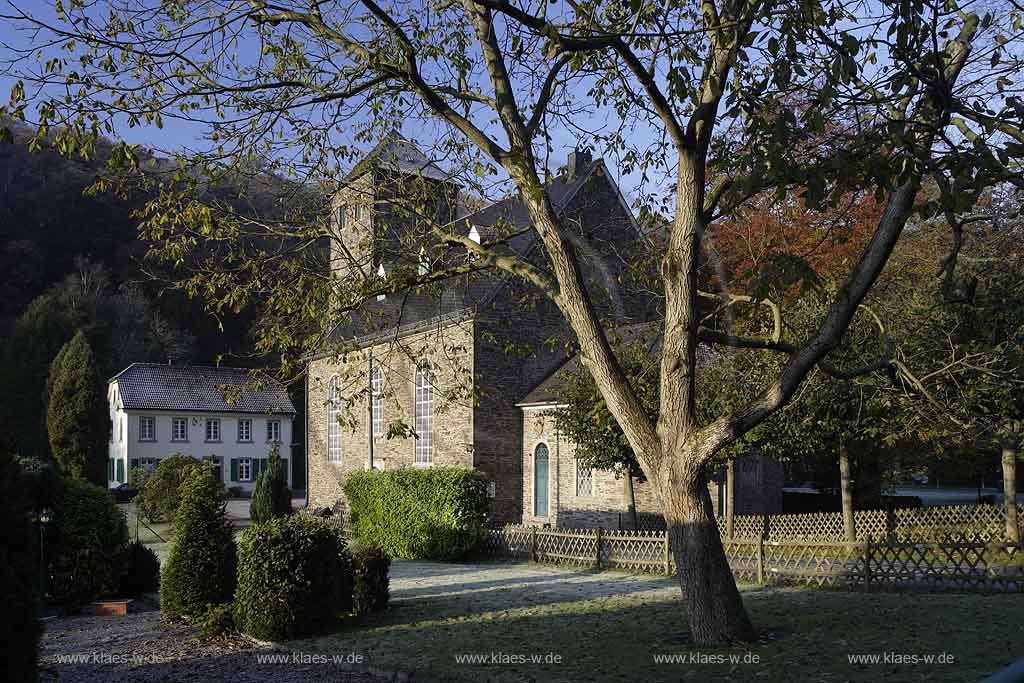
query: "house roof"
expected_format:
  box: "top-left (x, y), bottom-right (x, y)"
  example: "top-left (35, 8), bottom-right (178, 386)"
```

top-left (110, 363), bottom-right (296, 414)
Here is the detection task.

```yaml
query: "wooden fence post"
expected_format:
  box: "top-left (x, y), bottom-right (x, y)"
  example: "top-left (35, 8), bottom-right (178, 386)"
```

top-left (863, 536), bottom-right (872, 593)
top-left (530, 526), bottom-right (538, 563)
top-left (595, 527), bottom-right (603, 569)
top-left (757, 536), bottom-right (765, 585)
top-left (663, 531), bottom-right (671, 576)
top-left (763, 511), bottom-right (771, 541)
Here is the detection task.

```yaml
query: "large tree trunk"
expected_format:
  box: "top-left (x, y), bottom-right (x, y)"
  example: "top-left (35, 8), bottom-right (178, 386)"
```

top-left (664, 473), bottom-right (756, 644)
top-left (839, 443), bottom-right (856, 542)
top-left (1003, 439), bottom-right (1019, 544)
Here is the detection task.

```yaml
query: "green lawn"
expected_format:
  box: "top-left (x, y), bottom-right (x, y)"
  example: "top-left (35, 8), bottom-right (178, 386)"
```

top-left (293, 562), bottom-right (1022, 682)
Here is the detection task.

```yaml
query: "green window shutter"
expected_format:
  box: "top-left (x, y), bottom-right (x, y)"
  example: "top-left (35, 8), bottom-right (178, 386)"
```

top-left (230, 458), bottom-right (238, 482)
top-left (107, 459), bottom-right (113, 480)
top-left (116, 459), bottom-right (124, 482)
top-left (281, 458), bottom-right (288, 481)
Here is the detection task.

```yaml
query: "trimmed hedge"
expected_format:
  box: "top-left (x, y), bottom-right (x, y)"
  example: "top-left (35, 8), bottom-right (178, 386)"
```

top-left (49, 477), bottom-right (129, 607)
top-left (234, 515), bottom-right (353, 641)
top-left (160, 463), bottom-right (236, 622)
top-left (351, 545), bottom-right (391, 615)
top-left (344, 468), bottom-right (489, 560)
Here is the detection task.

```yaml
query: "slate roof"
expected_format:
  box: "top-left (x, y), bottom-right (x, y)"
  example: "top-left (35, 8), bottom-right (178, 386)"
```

top-left (110, 363), bottom-right (296, 414)
top-left (346, 131), bottom-right (452, 183)
top-left (326, 158), bottom-right (605, 346)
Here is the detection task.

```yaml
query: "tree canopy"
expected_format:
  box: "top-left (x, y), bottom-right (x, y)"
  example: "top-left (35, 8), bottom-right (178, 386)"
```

top-left (4, 0), bottom-right (1024, 643)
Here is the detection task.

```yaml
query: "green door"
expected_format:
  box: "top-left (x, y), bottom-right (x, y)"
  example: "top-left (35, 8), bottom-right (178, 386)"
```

top-left (534, 443), bottom-right (549, 517)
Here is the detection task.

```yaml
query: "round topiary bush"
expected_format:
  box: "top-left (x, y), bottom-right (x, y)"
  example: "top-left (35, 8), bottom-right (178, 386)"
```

top-left (160, 463), bottom-right (236, 622)
top-left (0, 452), bottom-right (42, 683)
top-left (49, 477), bottom-right (129, 607)
top-left (234, 515), bottom-right (352, 641)
top-left (118, 540), bottom-right (160, 597)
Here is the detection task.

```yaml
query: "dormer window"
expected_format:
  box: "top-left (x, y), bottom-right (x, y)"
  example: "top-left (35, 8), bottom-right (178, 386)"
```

top-left (354, 204), bottom-right (364, 221)
top-left (376, 263), bottom-right (386, 301)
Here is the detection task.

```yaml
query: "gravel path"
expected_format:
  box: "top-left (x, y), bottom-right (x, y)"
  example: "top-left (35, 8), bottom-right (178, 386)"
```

top-left (39, 596), bottom-right (389, 682)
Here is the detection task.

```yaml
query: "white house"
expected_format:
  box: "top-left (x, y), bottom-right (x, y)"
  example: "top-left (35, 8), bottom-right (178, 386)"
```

top-left (107, 363), bottom-right (297, 492)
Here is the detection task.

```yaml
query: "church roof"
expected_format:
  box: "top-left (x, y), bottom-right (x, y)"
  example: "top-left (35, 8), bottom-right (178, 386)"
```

top-left (110, 363), bottom-right (296, 414)
top-left (325, 157), bottom-right (610, 347)
top-left (345, 131), bottom-right (452, 183)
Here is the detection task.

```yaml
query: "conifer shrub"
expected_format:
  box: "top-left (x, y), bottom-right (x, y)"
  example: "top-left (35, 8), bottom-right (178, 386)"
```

top-left (160, 463), bottom-right (236, 622)
top-left (344, 467), bottom-right (489, 560)
top-left (249, 446), bottom-right (291, 525)
top-left (234, 515), bottom-right (352, 640)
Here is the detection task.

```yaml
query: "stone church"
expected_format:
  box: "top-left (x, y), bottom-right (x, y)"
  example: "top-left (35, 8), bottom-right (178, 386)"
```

top-left (304, 133), bottom-right (782, 527)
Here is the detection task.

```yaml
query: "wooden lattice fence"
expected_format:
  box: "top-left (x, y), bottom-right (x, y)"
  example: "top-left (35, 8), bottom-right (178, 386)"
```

top-left (726, 503), bottom-right (1023, 542)
top-left (482, 503), bottom-right (1024, 593)
top-left (624, 503), bottom-right (1022, 542)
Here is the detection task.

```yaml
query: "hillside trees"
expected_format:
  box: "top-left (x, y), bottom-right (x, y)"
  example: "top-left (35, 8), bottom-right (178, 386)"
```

top-left (5, 0), bottom-right (1024, 643)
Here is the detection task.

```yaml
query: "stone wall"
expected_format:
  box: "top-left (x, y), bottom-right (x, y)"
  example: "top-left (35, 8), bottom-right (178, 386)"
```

top-left (306, 317), bottom-right (476, 512)
top-left (520, 407), bottom-right (666, 529)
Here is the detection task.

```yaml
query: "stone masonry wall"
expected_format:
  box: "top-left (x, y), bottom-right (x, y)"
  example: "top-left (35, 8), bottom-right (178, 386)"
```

top-left (306, 318), bottom-right (475, 512)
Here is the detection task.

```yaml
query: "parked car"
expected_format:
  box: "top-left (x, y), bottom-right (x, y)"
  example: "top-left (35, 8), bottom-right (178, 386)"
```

top-left (110, 482), bottom-right (138, 503)
top-left (910, 474), bottom-right (929, 485)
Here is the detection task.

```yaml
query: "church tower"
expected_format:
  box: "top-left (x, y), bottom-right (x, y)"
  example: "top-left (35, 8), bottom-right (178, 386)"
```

top-left (330, 133), bottom-right (459, 283)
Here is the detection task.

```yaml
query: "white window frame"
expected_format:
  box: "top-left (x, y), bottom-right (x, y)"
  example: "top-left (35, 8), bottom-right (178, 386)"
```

top-left (238, 457), bottom-right (252, 482)
top-left (237, 418), bottom-right (252, 443)
top-left (327, 376), bottom-right (342, 464)
top-left (172, 417), bottom-right (188, 442)
top-left (138, 457), bottom-right (160, 473)
top-left (205, 418), bottom-right (221, 443)
top-left (139, 416), bottom-right (156, 442)
top-left (414, 362), bottom-right (433, 464)
top-left (266, 419), bottom-right (281, 443)
top-left (371, 365), bottom-right (384, 438)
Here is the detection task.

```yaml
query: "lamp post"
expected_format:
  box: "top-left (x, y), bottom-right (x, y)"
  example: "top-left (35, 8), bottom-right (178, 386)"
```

top-left (34, 507), bottom-right (52, 611)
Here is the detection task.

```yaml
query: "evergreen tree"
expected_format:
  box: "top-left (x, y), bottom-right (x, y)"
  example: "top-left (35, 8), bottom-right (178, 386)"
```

top-left (160, 462), bottom-right (236, 621)
top-left (249, 445), bottom-right (291, 525)
top-left (46, 331), bottom-right (108, 486)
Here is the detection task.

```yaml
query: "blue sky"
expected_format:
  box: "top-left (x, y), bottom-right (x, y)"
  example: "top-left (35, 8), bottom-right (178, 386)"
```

top-left (0, 0), bottom-right (673, 206)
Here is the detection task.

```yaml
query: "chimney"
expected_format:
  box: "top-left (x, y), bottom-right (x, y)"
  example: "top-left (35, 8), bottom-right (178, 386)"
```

top-left (566, 147), bottom-right (593, 179)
